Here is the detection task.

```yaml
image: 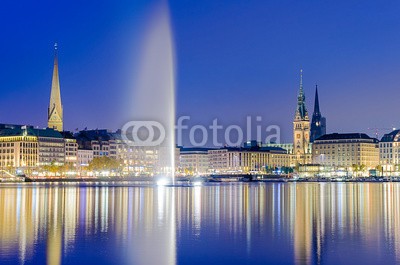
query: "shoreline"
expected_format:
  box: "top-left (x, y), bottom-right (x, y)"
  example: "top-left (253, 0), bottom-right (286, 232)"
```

top-left (1, 175), bottom-right (399, 184)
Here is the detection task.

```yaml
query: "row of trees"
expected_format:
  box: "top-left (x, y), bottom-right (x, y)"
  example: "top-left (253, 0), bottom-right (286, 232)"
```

top-left (41, 157), bottom-right (123, 175)
top-left (351, 164), bottom-right (366, 176)
top-left (87, 156), bottom-right (122, 171)
top-left (265, 166), bottom-right (294, 174)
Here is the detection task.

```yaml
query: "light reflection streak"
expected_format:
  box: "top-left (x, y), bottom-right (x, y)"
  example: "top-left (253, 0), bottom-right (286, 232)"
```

top-left (193, 186), bottom-right (201, 236)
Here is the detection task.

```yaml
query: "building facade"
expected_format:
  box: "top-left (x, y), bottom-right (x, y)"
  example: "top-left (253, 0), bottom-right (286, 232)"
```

top-left (312, 133), bottom-right (379, 173)
top-left (75, 129), bottom-right (165, 175)
top-left (62, 132), bottom-right (78, 165)
top-left (77, 149), bottom-right (94, 167)
top-left (36, 128), bottom-right (65, 166)
top-left (119, 145), bottom-right (158, 175)
top-left (0, 125), bottom-right (67, 169)
top-left (0, 125), bottom-right (65, 166)
top-left (379, 129), bottom-right (400, 175)
top-left (179, 148), bottom-right (210, 175)
top-left (0, 133), bottom-right (38, 169)
top-left (208, 149), bottom-right (229, 173)
top-left (208, 145), bottom-right (291, 174)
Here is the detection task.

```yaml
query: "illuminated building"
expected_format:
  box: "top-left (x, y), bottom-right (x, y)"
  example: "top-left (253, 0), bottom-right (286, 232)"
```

top-left (36, 129), bottom-right (65, 166)
top-left (0, 124), bottom-right (65, 168)
top-left (77, 149), bottom-right (94, 167)
top-left (62, 131), bottom-right (78, 165)
top-left (208, 144), bottom-right (291, 174)
top-left (208, 149), bottom-right (229, 173)
top-left (75, 129), bottom-right (160, 175)
top-left (120, 145), bottom-right (159, 175)
top-left (48, 43), bottom-right (63, 132)
top-left (75, 129), bottom-right (119, 158)
top-left (0, 128), bottom-right (38, 169)
top-left (312, 133), bottom-right (379, 174)
top-left (179, 147), bottom-right (210, 175)
top-left (379, 129), bottom-right (400, 175)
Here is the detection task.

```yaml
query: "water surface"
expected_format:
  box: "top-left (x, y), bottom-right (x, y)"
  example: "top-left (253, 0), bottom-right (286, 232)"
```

top-left (1, 182), bottom-right (399, 264)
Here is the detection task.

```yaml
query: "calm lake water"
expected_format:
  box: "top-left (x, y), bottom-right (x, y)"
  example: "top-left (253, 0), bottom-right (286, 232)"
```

top-left (0, 182), bottom-right (399, 265)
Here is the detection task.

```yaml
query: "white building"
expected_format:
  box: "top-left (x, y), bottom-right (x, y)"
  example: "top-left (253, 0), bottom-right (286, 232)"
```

top-left (62, 132), bottom-right (78, 165)
top-left (379, 129), bottom-right (400, 176)
top-left (77, 149), bottom-right (94, 167)
top-left (208, 146), bottom-right (291, 174)
top-left (179, 148), bottom-right (210, 176)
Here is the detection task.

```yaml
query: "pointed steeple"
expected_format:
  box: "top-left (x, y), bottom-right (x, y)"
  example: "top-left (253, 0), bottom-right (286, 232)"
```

top-left (299, 69), bottom-right (303, 92)
top-left (298, 69), bottom-right (304, 100)
top-left (310, 84), bottom-right (326, 142)
top-left (313, 84), bottom-right (320, 115)
top-left (295, 69), bottom-right (308, 121)
top-left (48, 43), bottom-right (63, 131)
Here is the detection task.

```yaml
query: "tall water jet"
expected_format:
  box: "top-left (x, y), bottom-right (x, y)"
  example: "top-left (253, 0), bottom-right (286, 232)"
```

top-left (130, 2), bottom-right (176, 182)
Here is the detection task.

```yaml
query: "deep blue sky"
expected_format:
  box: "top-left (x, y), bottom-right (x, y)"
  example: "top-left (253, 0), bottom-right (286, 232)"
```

top-left (0, 0), bottom-right (399, 142)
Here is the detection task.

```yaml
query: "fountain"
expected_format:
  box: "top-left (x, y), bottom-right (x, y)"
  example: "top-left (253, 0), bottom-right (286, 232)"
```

top-left (124, 4), bottom-right (178, 262)
top-left (129, 2), bottom-right (176, 184)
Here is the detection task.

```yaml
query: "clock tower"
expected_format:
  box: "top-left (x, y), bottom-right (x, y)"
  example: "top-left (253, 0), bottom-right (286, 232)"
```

top-left (293, 70), bottom-right (310, 164)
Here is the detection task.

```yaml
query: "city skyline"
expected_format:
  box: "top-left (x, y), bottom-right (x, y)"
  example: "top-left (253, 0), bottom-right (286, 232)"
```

top-left (2, 2), bottom-right (400, 265)
top-left (0, 1), bottom-right (399, 143)
top-left (0, 44), bottom-right (391, 146)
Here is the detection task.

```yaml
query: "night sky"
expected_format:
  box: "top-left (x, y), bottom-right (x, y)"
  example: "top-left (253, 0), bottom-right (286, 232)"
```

top-left (0, 0), bottom-right (399, 143)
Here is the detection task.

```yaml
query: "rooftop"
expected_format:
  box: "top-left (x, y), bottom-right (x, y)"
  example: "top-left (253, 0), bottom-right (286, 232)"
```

top-left (0, 124), bottom-right (63, 138)
top-left (315, 133), bottom-right (378, 142)
top-left (180, 147), bottom-right (215, 153)
top-left (216, 146), bottom-right (288, 154)
top-left (380, 129), bottom-right (400, 142)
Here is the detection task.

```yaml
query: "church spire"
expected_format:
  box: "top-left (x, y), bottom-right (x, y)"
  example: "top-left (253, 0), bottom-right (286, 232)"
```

top-left (300, 69), bottom-right (303, 91)
top-left (48, 43), bottom-right (63, 131)
top-left (295, 69), bottom-right (308, 120)
top-left (313, 84), bottom-right (320, 115)
top-left (310, 84), bottom-right (326, 142)
top-left (298, 69), bottom-right (304, 99)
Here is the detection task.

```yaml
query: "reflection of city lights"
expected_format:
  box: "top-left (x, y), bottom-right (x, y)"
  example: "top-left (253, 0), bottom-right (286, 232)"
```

top-left (2, 183), bottom-right (400, 264)
top-left (193, 185), bottom-right (201, 234)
